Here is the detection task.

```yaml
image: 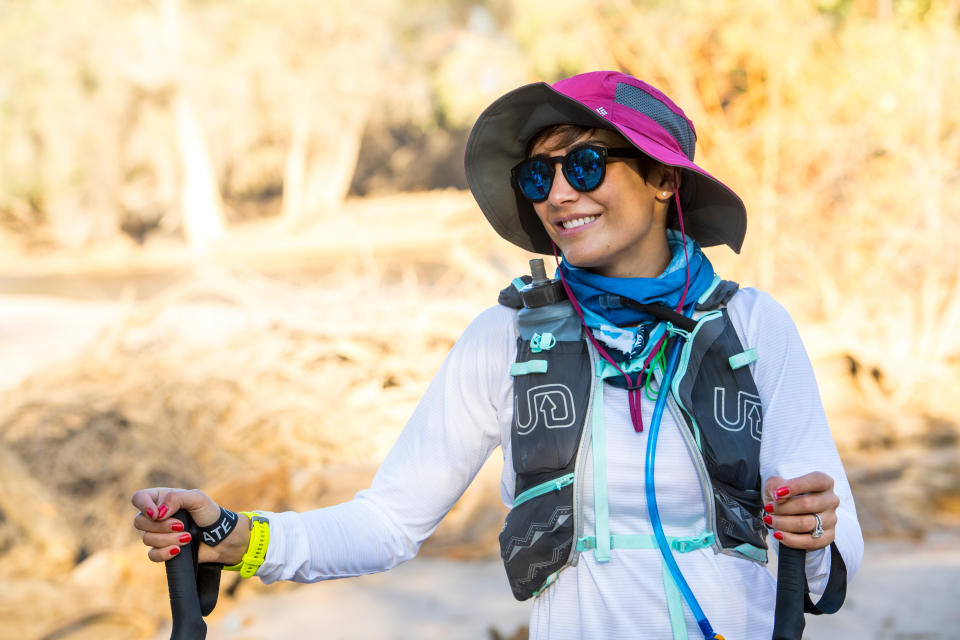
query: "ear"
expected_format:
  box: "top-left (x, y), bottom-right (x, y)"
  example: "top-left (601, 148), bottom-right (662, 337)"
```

top-left (653, 166), bottom-right (680, 200)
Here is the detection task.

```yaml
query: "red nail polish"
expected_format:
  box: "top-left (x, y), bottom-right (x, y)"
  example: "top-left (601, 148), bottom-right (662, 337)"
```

top-left (146, 509), bottom-right (155, 519)
top-left (763, 515), bottom-right (773, 525)
top-left (179, 533), bottom-right (191, 543)
top-left (171, 522), bottom-right (184, 532)
top-left (169, 547), bottom-right (180, 556)
top-left (157, 504), bottom-right (169, 519)
top-left (775, 487), bottom-right (790, 498)
top-left (764, 503), bottom-right (774, 514)
top-left (773, 531), bottom-right (783, 540)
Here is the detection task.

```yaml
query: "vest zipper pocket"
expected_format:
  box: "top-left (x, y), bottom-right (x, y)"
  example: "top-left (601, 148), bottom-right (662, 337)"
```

top-left (500, 478), bottom-right (576, 600)
top-left (512, 473), bottom-right (575, 508)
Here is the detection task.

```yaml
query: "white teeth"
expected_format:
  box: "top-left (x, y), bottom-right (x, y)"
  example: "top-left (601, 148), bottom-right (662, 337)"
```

top-left (561, 215), bottom-right (597, 230)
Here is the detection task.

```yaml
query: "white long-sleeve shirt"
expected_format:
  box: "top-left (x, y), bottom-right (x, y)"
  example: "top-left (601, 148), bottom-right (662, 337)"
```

top-left (256, 287), bottom-right (863, 639)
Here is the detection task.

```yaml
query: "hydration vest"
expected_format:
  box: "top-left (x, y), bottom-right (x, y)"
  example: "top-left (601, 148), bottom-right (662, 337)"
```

top-left (497, 274), bottom-right (768, 601)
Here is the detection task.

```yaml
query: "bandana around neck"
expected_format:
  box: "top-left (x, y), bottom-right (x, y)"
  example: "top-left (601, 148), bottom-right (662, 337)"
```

top-left (557, 230), bottom-right (717, 358)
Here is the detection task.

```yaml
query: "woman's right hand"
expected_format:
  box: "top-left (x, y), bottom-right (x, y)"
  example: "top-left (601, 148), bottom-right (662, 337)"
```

top-left (131, 487), bottom-right (249, 565)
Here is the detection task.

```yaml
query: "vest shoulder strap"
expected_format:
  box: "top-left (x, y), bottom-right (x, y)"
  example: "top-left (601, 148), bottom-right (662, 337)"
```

top-left (696, 279), bottom-right (740, 310)
top-left (498, 275), bottom-right (532, 309)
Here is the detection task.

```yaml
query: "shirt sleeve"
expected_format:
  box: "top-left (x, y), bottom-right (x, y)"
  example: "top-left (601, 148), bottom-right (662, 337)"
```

top-left (254, 304), bottom-right (516, 584)
top-left (727, 288), bottom-right (864, 595)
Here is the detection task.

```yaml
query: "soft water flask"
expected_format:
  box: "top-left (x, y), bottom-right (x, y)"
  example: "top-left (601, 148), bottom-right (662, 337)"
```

top-left (517, 259), bottom-right (581, 341)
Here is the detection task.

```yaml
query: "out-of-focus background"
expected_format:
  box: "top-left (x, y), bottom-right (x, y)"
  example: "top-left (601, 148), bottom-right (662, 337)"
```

top-left (1, 0), bottom-right (959, 638)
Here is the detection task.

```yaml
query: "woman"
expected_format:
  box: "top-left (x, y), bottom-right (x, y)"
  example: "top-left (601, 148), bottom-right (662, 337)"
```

top-left (133, 71), bottom-right (862, 639)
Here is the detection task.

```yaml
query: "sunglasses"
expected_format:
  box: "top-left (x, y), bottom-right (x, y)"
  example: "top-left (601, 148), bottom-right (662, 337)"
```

top-left (511, 144), bottom-right (642, 203)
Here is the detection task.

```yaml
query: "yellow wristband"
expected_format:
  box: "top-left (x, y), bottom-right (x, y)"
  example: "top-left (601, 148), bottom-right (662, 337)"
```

top-left (223, 511), bottom-right (270, 578)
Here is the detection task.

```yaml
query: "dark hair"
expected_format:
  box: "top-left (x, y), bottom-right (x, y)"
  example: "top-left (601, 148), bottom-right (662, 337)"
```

top-left (526, 123), bottom-right (688, 229)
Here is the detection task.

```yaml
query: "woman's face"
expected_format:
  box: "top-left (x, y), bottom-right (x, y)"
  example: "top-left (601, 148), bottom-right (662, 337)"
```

top-left (528, 129), bottom-right (673, 279)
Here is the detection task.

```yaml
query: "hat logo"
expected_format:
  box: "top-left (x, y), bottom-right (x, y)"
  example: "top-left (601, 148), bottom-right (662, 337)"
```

top-left (595, 106), bottom-right (608, 116)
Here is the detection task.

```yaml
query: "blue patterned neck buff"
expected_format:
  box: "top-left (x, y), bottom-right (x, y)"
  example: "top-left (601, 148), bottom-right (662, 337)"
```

top-left (557, 230), bottom-right (717, 358)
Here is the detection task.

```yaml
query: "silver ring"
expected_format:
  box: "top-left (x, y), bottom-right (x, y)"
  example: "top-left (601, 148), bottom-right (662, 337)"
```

top-left (810, 513), bottom-right (824, 539)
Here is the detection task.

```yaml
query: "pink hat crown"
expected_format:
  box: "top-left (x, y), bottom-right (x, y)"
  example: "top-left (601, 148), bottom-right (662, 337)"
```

top-left (553, 71), bottom-right (697, 161)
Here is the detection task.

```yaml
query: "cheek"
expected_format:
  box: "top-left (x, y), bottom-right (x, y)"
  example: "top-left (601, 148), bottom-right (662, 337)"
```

top-left (532, 204), bottom-right (554, 232)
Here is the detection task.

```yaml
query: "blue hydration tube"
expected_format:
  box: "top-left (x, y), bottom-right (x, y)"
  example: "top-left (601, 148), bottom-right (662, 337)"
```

top-left (644, 332), bottom-right (723, 640)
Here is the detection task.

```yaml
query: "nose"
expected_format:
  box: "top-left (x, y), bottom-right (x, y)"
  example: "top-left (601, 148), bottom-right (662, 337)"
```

top-left (546, 162), bottom-right (579, 206)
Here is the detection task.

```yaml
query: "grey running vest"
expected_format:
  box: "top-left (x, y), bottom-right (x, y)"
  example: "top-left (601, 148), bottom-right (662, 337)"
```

top-left (497, 277), bottom-right (768, 601)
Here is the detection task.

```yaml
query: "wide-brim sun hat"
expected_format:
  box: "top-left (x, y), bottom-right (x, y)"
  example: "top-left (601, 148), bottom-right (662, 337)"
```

top-left (464, 70), bottom-right (747, 254)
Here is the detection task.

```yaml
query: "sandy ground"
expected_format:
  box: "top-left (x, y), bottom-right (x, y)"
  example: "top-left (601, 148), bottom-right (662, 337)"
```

top-left (0, 295), bottom-right (127, 393)
top-left (803, 534), bottom-right (960, 639)
top-left (3, 294), bottom-right (959, 639)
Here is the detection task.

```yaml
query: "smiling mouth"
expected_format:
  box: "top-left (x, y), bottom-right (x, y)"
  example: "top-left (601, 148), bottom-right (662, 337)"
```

top-left (560, 215), bottom-right (598, 230)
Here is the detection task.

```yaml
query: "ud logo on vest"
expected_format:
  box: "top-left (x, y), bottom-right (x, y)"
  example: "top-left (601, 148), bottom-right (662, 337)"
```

top-left (514, 384), bottom-right (577, 435)
top-left (713, 388), bottom-right (763, 442)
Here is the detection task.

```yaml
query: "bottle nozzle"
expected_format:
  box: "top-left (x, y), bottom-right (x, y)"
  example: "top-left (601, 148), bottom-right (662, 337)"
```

top-left (520, 258), bottom-right (566, 308)
top-left (529, 259), bottom-right (548, 285)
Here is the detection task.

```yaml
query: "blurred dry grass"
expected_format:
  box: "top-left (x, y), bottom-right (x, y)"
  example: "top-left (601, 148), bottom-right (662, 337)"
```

top-left (1, 1), bottom-right (959, 638)
top-left (1, 190), bottom-right (958, 639)
top-left (0, 193), bottom-right (525, 639)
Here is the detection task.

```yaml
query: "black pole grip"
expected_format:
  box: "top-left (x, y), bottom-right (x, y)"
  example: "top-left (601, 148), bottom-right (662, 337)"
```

top-left (165, 509), bottom-right (206, 640)
top-left (772, 545), bottom-right (806, 640)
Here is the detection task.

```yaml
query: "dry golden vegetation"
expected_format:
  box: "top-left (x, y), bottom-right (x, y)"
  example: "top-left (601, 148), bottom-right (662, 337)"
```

top-left (1, 1), bottom-right (959, 638)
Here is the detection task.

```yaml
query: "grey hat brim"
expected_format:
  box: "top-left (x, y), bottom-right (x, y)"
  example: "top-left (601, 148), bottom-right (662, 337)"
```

top-left (464, 82), bottom-right (747, 254)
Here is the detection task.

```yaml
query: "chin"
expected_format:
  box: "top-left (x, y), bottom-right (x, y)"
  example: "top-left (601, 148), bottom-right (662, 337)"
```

top-left (561, 253), bottom-right (604, 271)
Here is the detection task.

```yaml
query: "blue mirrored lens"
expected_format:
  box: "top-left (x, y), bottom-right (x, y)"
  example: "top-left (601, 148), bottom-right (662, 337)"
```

top-left (516, 158), bottom-right (553, 201)
top-left (564, 147), bottom-right (604, 191)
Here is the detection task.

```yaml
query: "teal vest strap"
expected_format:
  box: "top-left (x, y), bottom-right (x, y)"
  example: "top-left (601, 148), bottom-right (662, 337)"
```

top-left (575, 531), bottom-right (714, 553)
top-left (590, 367), bottom-right (610, 562)
top-left (732, 542), bottom-right (768, 563)
top-left (697, 275), bottom-right (722, 305)
top-left (576, 532), bottom-right (715, 640)
top-left (513, 473), bottom-right (575, 508)
top-left (593, 334), bottom-right (667, 381)
top-left (596, 356), bottom-right (644, 380)
top-left (531, 570), bottom-right (560, 598)
top-left (510, 360), bottom-right (548, 376)
top-left (728, 348), bottom-right (758, 370)
top-left (664, 561), bottom-right (688, 640)
top-left (530, 332), bottom-right (556, 353)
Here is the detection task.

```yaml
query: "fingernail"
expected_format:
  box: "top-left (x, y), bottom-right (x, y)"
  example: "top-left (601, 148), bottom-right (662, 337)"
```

top-left (171, 522), bottom-right (184, 532)
top-left (764, 503), bottom-right (775, 514)
top-left (178, 533), bottom-right (192, 543)
top-left (157, 504), bottom-right (169, 519)
top-left (775, 487), bottom-right (790, 499)
top-left (773, 531), bottom-right (783, 541)
top-left (169, 547), bottom-right (180, 556)
top-left (763, 515), bottom-right (773, 525)
top-left (146, 509), bottom-right (155, 519)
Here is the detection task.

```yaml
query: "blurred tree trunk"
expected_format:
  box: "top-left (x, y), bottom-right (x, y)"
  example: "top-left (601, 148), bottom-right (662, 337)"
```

top-left (281, 112), bottom-right (308, 224)
top-left (912, 0), bottom-right (960, 379)
top-left (282, 107), bottom-right (367, 226)
top-left (174, 92), bottom-right (225, 253)
top-left (163, 0), bottom-right (225, 255)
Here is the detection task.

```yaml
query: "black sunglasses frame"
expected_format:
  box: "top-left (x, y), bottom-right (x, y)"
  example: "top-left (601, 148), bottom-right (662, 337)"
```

top-left (510, 144), bottom-right (643, 203)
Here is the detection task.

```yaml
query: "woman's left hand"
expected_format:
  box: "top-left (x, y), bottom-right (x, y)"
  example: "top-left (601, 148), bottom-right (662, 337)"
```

top-left (762, 472), bottom-right (840, 550)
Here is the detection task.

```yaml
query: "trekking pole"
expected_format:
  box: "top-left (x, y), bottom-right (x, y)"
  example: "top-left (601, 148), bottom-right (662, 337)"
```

top-left (772, 545), bottom-right (807, 640)
top-left (164, 509), bottom-right (207, 640)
